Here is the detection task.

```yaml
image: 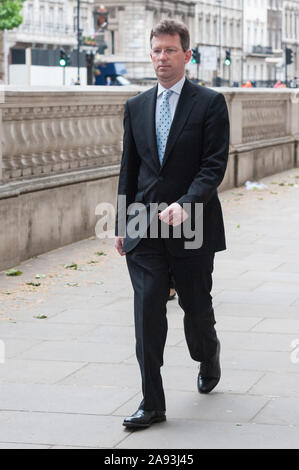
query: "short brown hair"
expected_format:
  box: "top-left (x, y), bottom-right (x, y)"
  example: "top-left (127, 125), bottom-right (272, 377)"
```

top-left (150, 19), bottom-right (190, 52)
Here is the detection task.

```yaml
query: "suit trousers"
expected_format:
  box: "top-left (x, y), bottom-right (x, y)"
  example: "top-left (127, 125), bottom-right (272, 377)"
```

top-left (126, 235), bottom-right (219, 412)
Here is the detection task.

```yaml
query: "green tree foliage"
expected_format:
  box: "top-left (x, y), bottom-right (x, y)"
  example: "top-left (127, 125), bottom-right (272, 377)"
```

top-left (0, 0), bottom-right (25, 31)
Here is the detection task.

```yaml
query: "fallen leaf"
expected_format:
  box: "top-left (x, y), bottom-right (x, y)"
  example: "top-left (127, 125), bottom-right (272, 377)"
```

top-left (64, 263), bottom-right (78, 270)
top-left (33, 314), bottom-right (48, 319)
top-left (26, 282), bottom-right (41, 287)
top-left (5, 269), bottom-right (23, 276)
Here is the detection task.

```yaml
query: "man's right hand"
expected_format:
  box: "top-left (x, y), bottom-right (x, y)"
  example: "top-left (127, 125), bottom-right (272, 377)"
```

top-left (115, 236), bottom-right (126, 256)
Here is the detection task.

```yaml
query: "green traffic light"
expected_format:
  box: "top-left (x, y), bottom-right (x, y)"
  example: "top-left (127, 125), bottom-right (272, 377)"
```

top-left (59, 58), bottom-right (67, 67)
top-left (224, 59), bottom-right (231, 66)
top-left (191, 58), bottom-right (197, 64)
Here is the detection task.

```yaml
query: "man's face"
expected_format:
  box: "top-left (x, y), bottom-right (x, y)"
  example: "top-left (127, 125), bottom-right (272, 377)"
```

top-left (150, 34), bottom-right (191, 85)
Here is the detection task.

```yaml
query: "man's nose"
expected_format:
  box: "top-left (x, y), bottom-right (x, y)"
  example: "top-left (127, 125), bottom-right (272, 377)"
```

top-left (159, 50), bottom-right (168, 58)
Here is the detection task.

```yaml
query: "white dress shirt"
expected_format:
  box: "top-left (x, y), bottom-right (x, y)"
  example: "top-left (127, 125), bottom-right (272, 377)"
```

top-left (155, 75), bottom-right (186, 124)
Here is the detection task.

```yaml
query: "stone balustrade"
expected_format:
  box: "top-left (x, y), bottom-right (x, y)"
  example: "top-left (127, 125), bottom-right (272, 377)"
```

top-left (0, 86), bottom-right (133, 183)
top-left (0, 85), bottom-right (298, 270)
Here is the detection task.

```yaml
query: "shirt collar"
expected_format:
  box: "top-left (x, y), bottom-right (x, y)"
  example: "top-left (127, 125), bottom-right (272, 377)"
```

top-left (157, 75), bottom-right (186, 98)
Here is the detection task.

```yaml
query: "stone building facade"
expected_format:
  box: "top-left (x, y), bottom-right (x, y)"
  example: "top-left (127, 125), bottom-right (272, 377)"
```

top-left (283, 0), bottom-right (299, 80)
top-left (194, 0), bottom-right (243, 85)
top-left (267, 0), bottom-right (283, 82)
top-left (243, 0), bottom-right (270, 83)
top-left (99, 0), bottom-right (244, 84)
top-left (96, 0), bottom-right (196, 81)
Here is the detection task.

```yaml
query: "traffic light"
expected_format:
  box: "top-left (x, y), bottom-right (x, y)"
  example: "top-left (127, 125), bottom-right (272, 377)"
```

top-left (224, 50), bottom-right (231, 66)
top-left (59, 49), bottom-right (67, 67)
top-left (59, 49), bottom-right (71, 67)
top-left (286, 48), bottom-right (294, 65)
top-left (191, 47), bottom-right (201, 64)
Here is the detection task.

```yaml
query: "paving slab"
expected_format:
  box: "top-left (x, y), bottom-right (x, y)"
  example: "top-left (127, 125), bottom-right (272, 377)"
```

top-left (249, 372), bottom-right (299, 397)
top-left (162, 365), bottom-right (264, 394)
top-left (61, 363), bottom-right (141, 389)
top-left (215, 302), bottom-right (299, 319)
top-left (0, 359), bottom-right (85, 384)
top-left (217, 331), bottom-right (296, 352)
top-left (252, 318), bottom-right (299, 334)
top-left (18, 340), bottom-right (135, 364)
top-left (116, 419), bottom-right (299, 449)
top-left (254, 397), bottom-right (299, 426)
top-left (114, 390), bottom-right (270, 424)
top-left (0, 383), bottom-right (138, 415)
top-left (0, 411), bottom-right (127, 448)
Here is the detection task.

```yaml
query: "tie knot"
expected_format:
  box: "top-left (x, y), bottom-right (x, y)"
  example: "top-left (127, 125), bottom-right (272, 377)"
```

top-left (162, 89), bottom-right (172, 101)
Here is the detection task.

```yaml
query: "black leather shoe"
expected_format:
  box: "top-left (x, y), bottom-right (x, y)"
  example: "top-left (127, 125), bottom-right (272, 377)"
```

top-left (197, 340), bottom-right (221, 394)
top-left (123, 409), bottom-right (166, 428)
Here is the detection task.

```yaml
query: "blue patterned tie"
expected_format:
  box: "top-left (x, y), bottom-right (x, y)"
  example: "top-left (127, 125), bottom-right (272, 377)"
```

top-left (156, 90), bottom-right (173, 165)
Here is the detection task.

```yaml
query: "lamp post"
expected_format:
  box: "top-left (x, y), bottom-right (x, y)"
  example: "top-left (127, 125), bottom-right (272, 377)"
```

top-left (94, 5), bottom-right (109, 54)
top-left (217, 0), bottom-right (223, 85)
top-left (76, 0), bottom-right (81, 85)
top-left (241, 0), bottom-right (244, 85)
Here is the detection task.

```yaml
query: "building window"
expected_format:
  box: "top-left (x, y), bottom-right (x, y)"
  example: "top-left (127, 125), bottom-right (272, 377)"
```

top-left (40, 6), bottom-right (45, 31)
top-left (58, 7), bottom-right (63, 31)
top-left (27, 4), bottom-right (33, 25)
top-left (49, 7), bottom-right (54, 30)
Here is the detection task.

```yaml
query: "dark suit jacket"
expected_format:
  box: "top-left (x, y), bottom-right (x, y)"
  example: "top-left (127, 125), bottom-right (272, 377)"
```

top-left (115, 78), bottom-right (230, 256)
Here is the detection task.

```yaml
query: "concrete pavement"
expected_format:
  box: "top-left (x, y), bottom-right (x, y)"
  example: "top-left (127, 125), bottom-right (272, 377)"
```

top-left (0, 168), bottom-right (299, 449)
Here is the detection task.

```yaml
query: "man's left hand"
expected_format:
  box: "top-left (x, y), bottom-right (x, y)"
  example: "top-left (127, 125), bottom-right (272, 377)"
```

top-left (158, 203), bottom-right (189, 227)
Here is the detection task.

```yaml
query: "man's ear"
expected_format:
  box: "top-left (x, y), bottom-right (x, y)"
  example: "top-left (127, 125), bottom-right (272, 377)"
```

top-left (185, 49), bottom-right (192, 64)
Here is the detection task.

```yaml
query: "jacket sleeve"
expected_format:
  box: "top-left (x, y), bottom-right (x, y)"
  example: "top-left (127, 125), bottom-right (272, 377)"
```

top-left (115, 101), bottom-right (140, 236)
top-left (176, 92), bottom-right (230, 206)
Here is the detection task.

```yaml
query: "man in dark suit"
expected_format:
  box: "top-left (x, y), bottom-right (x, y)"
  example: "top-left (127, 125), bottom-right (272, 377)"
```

top-left (115, 19), bottom-right (230, 429)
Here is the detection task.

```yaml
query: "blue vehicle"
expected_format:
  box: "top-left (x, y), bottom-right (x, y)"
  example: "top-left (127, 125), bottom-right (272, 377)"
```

top-left (94, 62), bottom-right (131, 85)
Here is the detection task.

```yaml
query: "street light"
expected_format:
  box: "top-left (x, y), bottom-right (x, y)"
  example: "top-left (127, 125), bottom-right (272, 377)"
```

top-left (76, 0), bottom-right (81, 85)
top-left (94, 5), bottom-right (109, 54)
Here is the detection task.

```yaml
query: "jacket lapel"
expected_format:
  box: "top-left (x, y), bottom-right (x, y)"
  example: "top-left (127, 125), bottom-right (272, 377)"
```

top-left (143, 84), bottom-right (161, 172)
top-left (160, 79), bottom-right (197, 171)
